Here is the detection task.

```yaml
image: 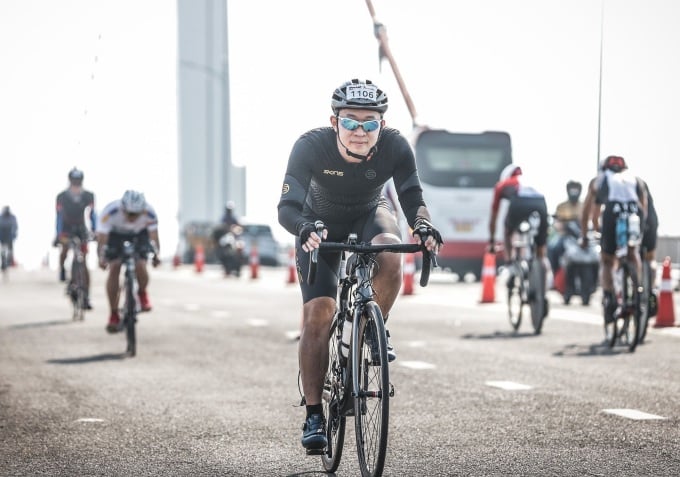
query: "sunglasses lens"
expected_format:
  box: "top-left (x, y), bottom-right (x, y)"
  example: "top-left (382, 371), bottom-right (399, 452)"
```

top-left (362, 120), bottom-right (380, 132)
top-left (340, 118), bottom-right (360, 131)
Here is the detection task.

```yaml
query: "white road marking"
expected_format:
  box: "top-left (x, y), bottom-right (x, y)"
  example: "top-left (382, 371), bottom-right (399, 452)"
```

top-left (210, 310), bottom-right (230, 318)
top-left (247, 319), bottom-right (268, 327)
top-left (602, 409), bottom-right (666, 420)
top-left (406, 340), bottom-right (427, 348)
top-left (75, 418), bottom-right (105, 423)
top-left (399, 360), bottom-right (436, 370)
top-left (485, 380), bottom-right (533, 390)
top-left (285, 330), bottom-right (300, 340)
top-left (183, 303), bottom-right (201, 312)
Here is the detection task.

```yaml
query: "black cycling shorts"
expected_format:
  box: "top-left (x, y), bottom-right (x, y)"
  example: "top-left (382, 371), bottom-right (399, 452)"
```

top-left (600, 202), bottom-right (644, 256)
top-left (296, 199), bottom-right (401, 304)
top-left (642, 212), bottom-right (658, 252)
top-left (504, 196), bottom-right (548, 247)
top-left (104, 230), bottom-right (153, 261)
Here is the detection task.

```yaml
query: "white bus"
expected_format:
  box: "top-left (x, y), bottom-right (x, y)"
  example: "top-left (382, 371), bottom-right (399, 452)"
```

top-left (413, 128), bottom-right (512, 280)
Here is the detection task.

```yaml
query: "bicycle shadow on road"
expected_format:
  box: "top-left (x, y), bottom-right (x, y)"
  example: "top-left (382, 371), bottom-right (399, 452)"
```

top-left (552, 342), bottom-right (626, 357)
top-left (460, 330), bottom-right (540, 340)
top-left (285, 471), bottom-right (337, 477)
top-left (47, 353), bottom-right (128, 364)
top-left (7, 319), bottom-right (74, 330)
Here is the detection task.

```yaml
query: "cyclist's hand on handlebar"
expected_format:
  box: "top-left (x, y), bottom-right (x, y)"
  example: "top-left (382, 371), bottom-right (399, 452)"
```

top-left (98, 256), bottom-right (108, 270)
top-left (412, 217), bottom-right (443, 254)
top-left (298, 221), bottom-right (327, 253)
top-left (152, 255), bottom-right (161, 268)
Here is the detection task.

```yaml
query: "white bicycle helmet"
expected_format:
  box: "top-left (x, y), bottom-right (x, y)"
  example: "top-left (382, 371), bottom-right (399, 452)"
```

top-left (331, 79), bottom-right (389, 115)
top-left (499, 164), bottom-right (522, 181)
top-left (121, 190), bottom-right (146, 214)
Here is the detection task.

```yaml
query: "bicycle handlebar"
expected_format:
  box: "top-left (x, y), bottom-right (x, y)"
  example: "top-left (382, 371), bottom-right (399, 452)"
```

top-left (307, 237), bottom-right (436, 288)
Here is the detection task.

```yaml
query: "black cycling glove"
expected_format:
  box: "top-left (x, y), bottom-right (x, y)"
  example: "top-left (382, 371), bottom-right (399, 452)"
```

top-left (412, 217), bottom-right (443, 246)
top-left (298, 222), bottom-right (318, 244)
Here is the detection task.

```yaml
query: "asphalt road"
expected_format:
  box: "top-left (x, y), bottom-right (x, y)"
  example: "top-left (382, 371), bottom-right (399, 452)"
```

top-left (1, 264), bottom-right (679, 476)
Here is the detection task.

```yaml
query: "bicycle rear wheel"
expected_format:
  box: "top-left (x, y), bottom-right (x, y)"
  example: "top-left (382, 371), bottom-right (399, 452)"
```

top-left (124, 276), bottom-right (137, 357)
top-left (638, 259), bottom-right (652, 344)
top-left (353, 302), bottom-right (389, 477)
top-left (528, 258), bottom-right (546, 335)
top-left (507, 266), bottom-right (523, 331)
top-left (625, 267), bottom-right (641, 352)
top-left (321, 315), bottom-right (346, 473)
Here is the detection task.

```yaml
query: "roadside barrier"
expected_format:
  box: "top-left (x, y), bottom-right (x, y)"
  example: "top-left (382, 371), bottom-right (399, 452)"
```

top-left (194, 244), bottom-right (205, 273)
top-left (654, 256), bottom-right (676, 327)
top-left (250, 244), bottom-right (260, 279)
top-left (480, 251), bottom-right (496, 303)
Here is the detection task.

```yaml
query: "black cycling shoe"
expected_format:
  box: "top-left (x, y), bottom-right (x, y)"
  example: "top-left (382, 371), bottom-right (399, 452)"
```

top-left (301, 414), bottom-right (327, 454)
top-left (386, 329), bottom-right (396, 362)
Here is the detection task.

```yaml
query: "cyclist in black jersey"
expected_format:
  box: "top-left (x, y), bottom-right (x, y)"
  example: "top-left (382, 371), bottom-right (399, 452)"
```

top-left (54, 168), bottom-right (96, 307)
top-left (277, 78), bottom-right (442, 453)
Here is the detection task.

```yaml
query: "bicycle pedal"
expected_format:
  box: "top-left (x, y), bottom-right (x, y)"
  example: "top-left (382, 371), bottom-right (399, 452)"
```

top-left (305, 448), bottom-right (326, 456)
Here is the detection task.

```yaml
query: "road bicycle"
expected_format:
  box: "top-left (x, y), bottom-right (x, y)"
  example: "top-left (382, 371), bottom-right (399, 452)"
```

top-left (606, 207), bottom-right (643, 352)
top-left (506, 211), bottom-right (546, 334)
top-left (306, 223), bottom-right (435, 477)
top-left (0, 242), bottom-right (12, 281)
top-left (66, 235), bottom-right (90, 321)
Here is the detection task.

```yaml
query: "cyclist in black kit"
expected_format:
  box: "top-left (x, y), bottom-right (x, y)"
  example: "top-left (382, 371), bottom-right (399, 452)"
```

top-left (277, 78), bottom-right (442, 453)
top-left (54, 168), bottom-right (96, 308)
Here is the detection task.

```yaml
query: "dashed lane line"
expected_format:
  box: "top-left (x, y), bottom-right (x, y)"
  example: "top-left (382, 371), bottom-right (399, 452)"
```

top-left (602, 408), bottom-right (666, 420)
top-left (485, 380), bottom-right (533, 391)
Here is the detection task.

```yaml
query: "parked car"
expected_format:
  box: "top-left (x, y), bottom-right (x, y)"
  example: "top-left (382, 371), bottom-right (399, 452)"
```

top-left (239, 222), bottom-right (281, 267)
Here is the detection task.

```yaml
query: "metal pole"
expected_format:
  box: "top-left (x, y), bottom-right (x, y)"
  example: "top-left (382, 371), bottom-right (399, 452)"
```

top-left (365, 0), bottom-right (419, 128)
top-left (596, 0), bottom-right (604, 173)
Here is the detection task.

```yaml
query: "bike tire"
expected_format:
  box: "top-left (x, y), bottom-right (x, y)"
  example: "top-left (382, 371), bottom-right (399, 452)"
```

top-left (353, 302), bottom-right (389, 477)
top-left (638, 260), bottom-right (651, 344)
top-left (528, 258), bottom-right (546, 335)
top-left (626, 266), bottom-right (641, 353)
top-left (71, 260), bottom-right (86, 321)
top-left (321, 315), bottom-right (346, 473)
top-left (507, 266), bottom-right (523, 331)
top-left (124, 275), bottom-right (137, 357)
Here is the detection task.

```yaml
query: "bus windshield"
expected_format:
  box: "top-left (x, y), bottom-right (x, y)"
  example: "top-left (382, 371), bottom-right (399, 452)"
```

top-left (415, 130), bottom-right (512, 188)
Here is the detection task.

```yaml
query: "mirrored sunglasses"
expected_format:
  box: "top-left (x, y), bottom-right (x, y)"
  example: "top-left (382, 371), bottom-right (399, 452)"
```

top-left (338, 117), bottom-right (381, 132)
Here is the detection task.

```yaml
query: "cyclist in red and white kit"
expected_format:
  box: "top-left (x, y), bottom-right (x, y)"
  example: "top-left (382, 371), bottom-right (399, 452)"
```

top-left (96, 190), bottom-right (160, 333)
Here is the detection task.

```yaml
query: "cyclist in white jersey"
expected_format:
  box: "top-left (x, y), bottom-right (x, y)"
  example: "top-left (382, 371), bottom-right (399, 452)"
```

top-left (96, 190), bottom-right (161, 333)
top-left (580, 155), bottom-right (647, 330)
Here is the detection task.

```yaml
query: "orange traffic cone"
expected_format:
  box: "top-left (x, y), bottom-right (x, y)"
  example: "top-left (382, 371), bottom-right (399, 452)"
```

top-left (479, 251), bottom-right (496, 303)
top-left (654, 256), bottom-right (676, 327)
top-left (402, 253), bottom-right (415, 295)
top-left (194, 244), bottom-right (205, 273)
top-left (286, 247), bottom-right (297, 284)
top-left (250, 243), bottom-right (260, 279)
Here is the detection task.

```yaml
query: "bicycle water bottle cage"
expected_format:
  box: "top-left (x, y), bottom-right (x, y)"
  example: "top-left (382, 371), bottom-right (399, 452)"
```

top-left (528, 211), bottom-right (541, 235)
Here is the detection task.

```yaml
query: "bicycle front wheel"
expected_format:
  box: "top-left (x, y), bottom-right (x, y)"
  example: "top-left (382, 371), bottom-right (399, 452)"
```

top-left (507, 266), bottom-right (523, 331)
top-left (71, 260), bottom-right (86, 321)
top-left (124, 276), bottom-right (137, 357)
top-left (353, 302), bottom-right (389, 477)
top-left (321, 314), bottom-right (346, 473)
top-left (528, 258), bottom-right (546, 335)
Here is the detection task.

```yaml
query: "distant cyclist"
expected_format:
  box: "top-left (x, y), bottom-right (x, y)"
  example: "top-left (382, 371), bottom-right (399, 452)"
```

top-left (0, 206), bottom-right (18, 268)
top-left (96, 190), bottom-right (160, 333)
top-left (580, 155), bottom-right (648, 333)
top-left (54, 168), bottom-right (96, 308)
top-left (488, 164), bottom-right (549, 307)
top-left (277, 78), bottom-right (442, 454)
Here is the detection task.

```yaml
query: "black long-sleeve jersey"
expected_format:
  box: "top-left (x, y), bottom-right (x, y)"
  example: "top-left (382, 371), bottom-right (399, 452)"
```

top-left (277, 127), bottom-right (427, 236)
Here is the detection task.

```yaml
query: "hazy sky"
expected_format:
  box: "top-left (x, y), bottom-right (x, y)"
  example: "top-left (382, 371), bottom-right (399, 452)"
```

top-left (2, 0), bottom-right (679, 268)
